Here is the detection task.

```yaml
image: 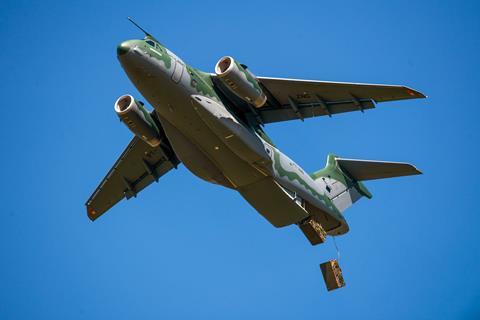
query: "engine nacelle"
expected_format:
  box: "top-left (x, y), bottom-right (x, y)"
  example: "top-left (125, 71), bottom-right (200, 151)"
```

top-left (215, 56), bottom-right (267, 108)
top-left (114, 95), bottom-right (161, 147)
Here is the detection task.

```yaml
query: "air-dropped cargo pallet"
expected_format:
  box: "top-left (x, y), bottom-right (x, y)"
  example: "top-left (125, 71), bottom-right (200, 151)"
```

top-left (320, 259), bottom-right (345, 291)
top-left (299, 217), bottom-right (327, 245)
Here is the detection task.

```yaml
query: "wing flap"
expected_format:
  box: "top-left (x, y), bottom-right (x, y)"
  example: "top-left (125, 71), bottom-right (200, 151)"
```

top-left (259, 99), bottom-right (376, 123)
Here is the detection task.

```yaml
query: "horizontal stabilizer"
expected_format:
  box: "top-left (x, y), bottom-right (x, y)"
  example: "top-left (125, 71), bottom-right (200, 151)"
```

top-left (336, 158), bottom-right (422, 181)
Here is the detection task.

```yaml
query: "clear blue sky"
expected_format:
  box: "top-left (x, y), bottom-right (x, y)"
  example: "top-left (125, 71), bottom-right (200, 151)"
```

top-left (1, 0), bottom-right (479, 319)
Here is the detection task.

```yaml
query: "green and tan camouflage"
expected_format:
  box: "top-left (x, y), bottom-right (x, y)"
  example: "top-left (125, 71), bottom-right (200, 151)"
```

top-left (215, 56), bottom-right (267, 107)
top-left (114, 94), bottom-right (161, 147)
top-left (86, 29), bottom-right (424, 241)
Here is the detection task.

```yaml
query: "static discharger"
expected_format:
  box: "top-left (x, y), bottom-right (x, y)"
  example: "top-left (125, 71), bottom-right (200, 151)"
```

top-left (320, 259), bottom-right (346, 291)
top-left (298, 217), bottom-right (327, 245)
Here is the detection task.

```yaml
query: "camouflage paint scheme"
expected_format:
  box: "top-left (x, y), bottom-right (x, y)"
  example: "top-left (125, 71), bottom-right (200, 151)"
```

top-left (111, 34), bottom-right (421, 235)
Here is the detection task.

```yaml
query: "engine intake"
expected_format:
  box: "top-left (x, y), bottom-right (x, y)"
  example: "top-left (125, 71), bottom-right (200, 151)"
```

top-left (114, 95), bottom-right (161, 147)
top-left (215, 56), bottom-right (267, 108)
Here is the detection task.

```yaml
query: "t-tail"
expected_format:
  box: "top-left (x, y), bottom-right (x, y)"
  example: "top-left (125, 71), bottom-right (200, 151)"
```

top-left (311, 154), bottom-right (422, 212)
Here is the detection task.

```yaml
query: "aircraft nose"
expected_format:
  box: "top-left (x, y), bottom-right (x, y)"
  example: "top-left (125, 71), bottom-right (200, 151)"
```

top-left (117, 41), bottom-right (132, 56)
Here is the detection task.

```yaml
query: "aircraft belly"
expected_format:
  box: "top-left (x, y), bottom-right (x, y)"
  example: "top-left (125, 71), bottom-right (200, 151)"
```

top-left (149, 84), bottom-right (344, 229)
top-left (157, 117), bottom-right (233, 188)
top-left (189, 95), bottom-right (271, 168)
top-left (155, 101), bottom-right (266, 188)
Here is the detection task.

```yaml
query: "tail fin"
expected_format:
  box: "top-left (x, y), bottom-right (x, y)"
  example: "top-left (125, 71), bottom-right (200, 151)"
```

top-left (311, 154), bottom-right (421, 212)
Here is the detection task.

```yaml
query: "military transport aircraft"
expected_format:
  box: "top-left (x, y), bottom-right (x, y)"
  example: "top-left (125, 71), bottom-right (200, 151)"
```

top-left (86, 20), bottom-right (425, 245)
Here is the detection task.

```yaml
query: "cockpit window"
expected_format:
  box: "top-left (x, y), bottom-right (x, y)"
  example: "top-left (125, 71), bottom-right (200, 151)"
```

top-left (146, 40), bottom-right (155, 47)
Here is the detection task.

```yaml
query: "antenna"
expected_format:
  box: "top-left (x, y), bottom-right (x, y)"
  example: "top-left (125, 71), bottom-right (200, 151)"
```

top-left (127, 17), bottom-right (151, 37)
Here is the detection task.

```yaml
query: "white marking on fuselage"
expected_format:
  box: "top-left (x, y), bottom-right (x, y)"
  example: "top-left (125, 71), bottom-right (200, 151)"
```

top-left (150, 48), bottom-right (163, 56)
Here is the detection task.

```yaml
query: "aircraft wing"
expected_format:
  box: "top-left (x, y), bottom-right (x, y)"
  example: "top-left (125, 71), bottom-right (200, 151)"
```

top-left (253, 77), bottom-right (426, 124)
top-left (85, 122), bottom-right (180, 221)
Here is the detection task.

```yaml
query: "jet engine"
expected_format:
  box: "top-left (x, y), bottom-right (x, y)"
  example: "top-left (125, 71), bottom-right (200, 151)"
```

top-left (215, 56), bottom-right (267, 108)
top-left (114, 94), bottom-right (161, 147)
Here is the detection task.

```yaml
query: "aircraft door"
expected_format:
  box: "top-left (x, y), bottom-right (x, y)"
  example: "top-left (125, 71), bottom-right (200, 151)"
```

top-left (171, 59), bottom-right (184, 83)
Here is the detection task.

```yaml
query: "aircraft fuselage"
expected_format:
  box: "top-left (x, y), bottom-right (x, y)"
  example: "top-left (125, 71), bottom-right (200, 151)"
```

top-left (117, 39), bottom-right (348, 234)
